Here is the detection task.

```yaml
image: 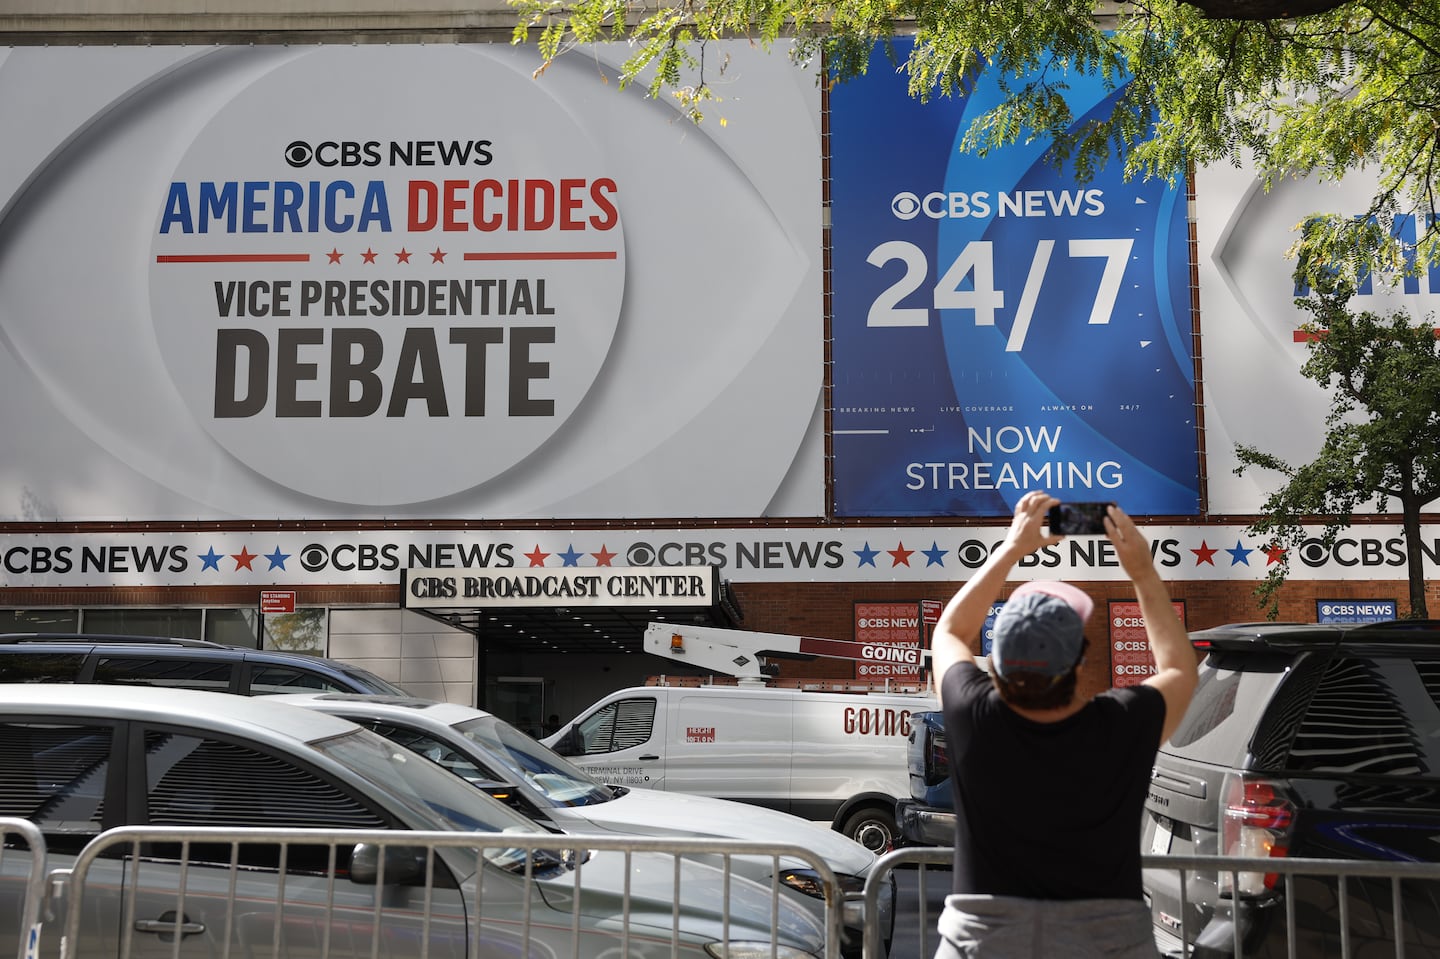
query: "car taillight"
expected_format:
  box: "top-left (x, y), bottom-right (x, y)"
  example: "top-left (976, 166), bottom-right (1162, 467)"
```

top-left (1220, 773), bottom-right (1294, 896)
top-left (926, 734), bottom-right (950, 787)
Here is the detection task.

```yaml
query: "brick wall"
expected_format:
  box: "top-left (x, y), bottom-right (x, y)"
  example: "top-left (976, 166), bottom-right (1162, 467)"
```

top-left (731, 578), bottom-right (1440, 702)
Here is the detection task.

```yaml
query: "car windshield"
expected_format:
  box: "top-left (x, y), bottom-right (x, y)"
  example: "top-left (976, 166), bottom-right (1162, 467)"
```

top-left (337, 665), bottom-right (411, 697)
top-left (453, 715), bottom-right (615, 807)
top-left (313, 726), bottom-right (548, 870)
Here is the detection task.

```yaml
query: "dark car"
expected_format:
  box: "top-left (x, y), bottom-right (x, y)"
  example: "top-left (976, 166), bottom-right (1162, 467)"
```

top-left (896, 709), bottom-right (956, 846)
top-left (1144, 620), bottom-right (1440, 958)
top-left (0, 632), bottom-right (410, 695)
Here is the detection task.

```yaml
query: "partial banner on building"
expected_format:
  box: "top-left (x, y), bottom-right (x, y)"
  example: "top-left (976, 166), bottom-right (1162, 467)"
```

top-left (0, 42), bottom-right (822, 521)
top-left (1195, 163), bottom-right (1440, 513)
top-left (829, 39), bottom-right (1200, 519)
top-left (1108, 599), bottom-right (1186, 688)
top-left (2, 523), bottom-right (1436, 587)
top-left (853, 602), bottom-right (923, 683)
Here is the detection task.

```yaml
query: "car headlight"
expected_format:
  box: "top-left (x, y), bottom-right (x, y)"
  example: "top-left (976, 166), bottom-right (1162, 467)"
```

top-left (703, 943), bottom-right (817, 958)
top-left (777, 868), bottom-right (864, 900)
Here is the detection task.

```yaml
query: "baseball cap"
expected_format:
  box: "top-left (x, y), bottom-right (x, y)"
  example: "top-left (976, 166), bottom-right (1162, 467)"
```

top-left (991, 580), bottom-right (1094, 679)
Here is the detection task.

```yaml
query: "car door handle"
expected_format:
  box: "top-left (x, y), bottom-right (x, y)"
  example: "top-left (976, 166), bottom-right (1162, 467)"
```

top-left (638, 754), bottom-right (660, 761)
top-left (135, 911), bottom-right (205, 939)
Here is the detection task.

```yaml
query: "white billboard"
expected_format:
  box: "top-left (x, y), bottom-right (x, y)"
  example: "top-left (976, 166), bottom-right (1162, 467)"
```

top-left (0, 43), bottom-right (823, 521)
top-left (1196, 163), bottom-right (1440, 513)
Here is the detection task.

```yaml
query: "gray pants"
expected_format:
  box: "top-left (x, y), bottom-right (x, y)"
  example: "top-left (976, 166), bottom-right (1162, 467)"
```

top-left (934, 894), bottom-right (1157, 959)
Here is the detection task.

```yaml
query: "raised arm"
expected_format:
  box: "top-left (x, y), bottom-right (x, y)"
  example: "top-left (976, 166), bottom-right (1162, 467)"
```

top-left (931, 491), bottom-right (1063, 701)
top-left (1104, 504), bottom-right (1198, 743)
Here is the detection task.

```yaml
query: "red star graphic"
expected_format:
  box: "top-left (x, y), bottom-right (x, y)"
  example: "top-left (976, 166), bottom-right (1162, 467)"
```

top-left (1264, 544), bottom-right (1287, 565)
top-left (888, 542), bottom-right (914, 567)
top-left (430, 248), bottom-right (447, 263)
top-left (231, 547), bottom-right (257, 570)
top-left (1191, 541), bottom-right (1218, 566)
top-left (326, 248), bottom-right (343, 264)
top-left (361, 248), bottom-right (378, 264)
top-left (592, 545), bottom-right (616, 567)
top-left (395, 248), bottom-right (412, 264)
top-left (524, 546), bottom-right (549, 567)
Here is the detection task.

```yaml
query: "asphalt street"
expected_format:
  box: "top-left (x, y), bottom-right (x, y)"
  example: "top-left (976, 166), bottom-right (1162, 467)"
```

top-left (887, 864), bottom-right (952, 959)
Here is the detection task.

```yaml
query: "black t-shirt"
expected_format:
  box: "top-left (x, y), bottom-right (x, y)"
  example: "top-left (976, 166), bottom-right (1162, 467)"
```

top-left (941, 661), bottom-right (1165, 900)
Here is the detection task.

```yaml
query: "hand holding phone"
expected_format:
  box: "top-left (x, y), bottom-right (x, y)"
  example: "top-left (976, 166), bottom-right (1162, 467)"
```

top-left (1047, 501), bottom-right (1115, 536)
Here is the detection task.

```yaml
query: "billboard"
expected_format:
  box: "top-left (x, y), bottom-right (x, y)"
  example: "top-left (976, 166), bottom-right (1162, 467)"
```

top-left (1195, 164), bottom-right (1440, 513)
top-left (0, 42), bottom-right (823, 521)
top-left (829, 40), bottom-right (1200, 518)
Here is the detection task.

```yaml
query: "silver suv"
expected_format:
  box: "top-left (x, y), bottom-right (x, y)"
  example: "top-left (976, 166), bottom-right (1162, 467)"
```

top-left (0, 684), bottom-right (826, 959)
top-left (269, 691), bottom-right (895, 957)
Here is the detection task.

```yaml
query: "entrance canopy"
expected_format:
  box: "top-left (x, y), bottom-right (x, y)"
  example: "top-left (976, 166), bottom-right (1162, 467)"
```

top-left (399, 565), bottom-right (742, 654)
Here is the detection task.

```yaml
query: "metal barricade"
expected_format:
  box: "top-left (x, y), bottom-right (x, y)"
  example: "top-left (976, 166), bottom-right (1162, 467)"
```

top-left (865, 848), bottom-right (1440, 959)
top-left (48, 826), bottom-right (846, 959)
top-left (1, 817), bottom-right (45, 959)
top-left (863, 846), bottom-right (951, 959)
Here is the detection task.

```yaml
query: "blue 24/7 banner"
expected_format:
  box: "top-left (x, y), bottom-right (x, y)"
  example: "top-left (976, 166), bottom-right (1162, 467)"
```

top-left (830, 41), bottom-right (1200, 518)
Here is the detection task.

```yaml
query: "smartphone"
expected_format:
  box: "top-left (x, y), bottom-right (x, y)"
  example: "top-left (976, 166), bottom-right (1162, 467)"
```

top-left (1047, 501), bottom-right (1114, 536)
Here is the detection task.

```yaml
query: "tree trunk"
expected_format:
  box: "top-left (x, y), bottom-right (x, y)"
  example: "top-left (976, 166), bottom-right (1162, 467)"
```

top-left (1402, 498), bottom-right (1429, 619)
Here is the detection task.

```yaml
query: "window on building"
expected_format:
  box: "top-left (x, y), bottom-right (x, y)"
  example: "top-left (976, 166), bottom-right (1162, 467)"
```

top-left (0, 610), bottom-right (81, 633)
top-left (82, 608), bottom-right (202, 639)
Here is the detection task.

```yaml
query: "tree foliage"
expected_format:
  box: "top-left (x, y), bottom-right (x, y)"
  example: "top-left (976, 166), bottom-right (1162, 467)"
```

top-left (265, 610), bottom-right (326, 653)
top-left (1235, 264), bottom-right (1440, 619)
top-left (510, 0), bottom-right (1440, 275)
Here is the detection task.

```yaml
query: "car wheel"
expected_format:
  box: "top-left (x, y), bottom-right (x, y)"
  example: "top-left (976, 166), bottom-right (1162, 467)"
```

top-left (841, 806), bottom-right (895, 853)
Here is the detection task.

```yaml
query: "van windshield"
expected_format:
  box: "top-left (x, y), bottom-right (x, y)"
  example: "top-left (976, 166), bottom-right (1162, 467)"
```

top-left (454, 716), bottom-right (616, 807)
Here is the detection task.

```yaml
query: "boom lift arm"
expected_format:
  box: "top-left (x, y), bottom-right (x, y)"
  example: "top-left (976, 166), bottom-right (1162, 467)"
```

top-left (643, 622), bottom-right (932, 687)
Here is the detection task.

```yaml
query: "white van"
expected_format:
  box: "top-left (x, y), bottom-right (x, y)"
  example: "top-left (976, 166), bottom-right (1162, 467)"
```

top-left (541, 681), bottom-right (937, 852)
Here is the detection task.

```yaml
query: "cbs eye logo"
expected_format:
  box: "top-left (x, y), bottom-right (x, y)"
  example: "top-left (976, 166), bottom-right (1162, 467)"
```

top-left (891, 192), bottom-right (922, 220)
top-left (284, 141), bottom-right (314, 168)
top-left (282, 140), bottom-right (383, 168)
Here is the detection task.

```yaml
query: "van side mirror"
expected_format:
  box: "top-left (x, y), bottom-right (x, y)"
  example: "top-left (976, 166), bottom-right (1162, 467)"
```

top-left (349, 843), bottom-right (430, 885)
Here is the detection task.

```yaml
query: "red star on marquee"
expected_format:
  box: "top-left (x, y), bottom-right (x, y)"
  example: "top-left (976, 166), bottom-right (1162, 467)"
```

top-left (395, 248), bottom-right (412, 264)
top-left (1191, 541), bottom-right (1218, 566)
top-left (592, 545), bottom-right (616, 567)
top-left (524, 546), bottom-right (549, 567)
top-left (1264, 544), bottom-right (1287, 565)
top-left (430, 248), bottom-right (447, 263)
top-left (361, 248), bottom-right (378, 264)
top-left (326, 249), bottom-right (343, 264)
top-left (888, 542), bottom-right (914, 567)
top-left (231, 547), bottom-right (257, 570)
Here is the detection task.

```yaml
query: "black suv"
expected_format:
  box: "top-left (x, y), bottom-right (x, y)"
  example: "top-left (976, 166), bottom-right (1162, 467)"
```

top-left (1144, 620), bottom-right (1440, 958)
top-left (0, 632), bottom-right (410, 696)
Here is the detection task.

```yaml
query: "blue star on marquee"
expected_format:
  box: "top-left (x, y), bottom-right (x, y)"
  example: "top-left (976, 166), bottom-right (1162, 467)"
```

top-left (854, 542), bottom-right (880, 567)
top-left (922, 542), bottom-right (948, 567)
top-left (199, 547), bottom-right (222, 571)
top-left (265, 547), bottom-right (290, 571)
top-left (1226, 541), bottom-right (1253, 566)
top-left (558, 545), bottom-right (584, 567)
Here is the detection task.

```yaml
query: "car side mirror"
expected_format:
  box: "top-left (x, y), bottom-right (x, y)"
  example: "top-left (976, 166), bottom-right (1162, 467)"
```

top-left (551, 725), bottom-right (580, 756)
top-left (349, 843), bottom-right (430, 886)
